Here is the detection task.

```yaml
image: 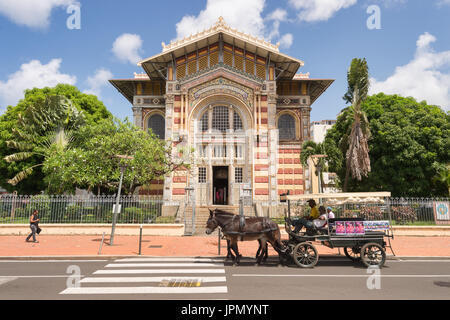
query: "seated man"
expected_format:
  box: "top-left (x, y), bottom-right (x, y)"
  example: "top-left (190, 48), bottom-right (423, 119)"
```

top-left (289, 199), bottom-right (320, 233)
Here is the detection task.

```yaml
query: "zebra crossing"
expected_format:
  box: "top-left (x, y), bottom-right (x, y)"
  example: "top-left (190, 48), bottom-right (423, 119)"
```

top-left (59, 257), bottom-right (228, 296)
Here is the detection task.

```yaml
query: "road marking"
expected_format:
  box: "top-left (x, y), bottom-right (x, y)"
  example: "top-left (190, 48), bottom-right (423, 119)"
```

top-left (0, 275), bottom-right (83, 278)
top-left (233, 274), bottom-right (450, 278)
top-left (115, 257), bottom-right (225, 262)
top-left (105, 263), bottom-right (224, 268)
top-left (60, 286), bottom-right (228, 295)
top-left (0, 277), bottom-right (18, 285)
top-left (80, 276), bottom-right (227, 283)
top-left (94, 269), bottom-right (226, 274)
top-left (0, 260), bottom-right (109, 263)
top-left (391, 260), bottom-right (450, 263)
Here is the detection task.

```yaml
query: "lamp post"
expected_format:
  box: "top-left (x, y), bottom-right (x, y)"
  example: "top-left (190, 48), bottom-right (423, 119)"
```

top-left (110, 154), bottom-right (134, 246)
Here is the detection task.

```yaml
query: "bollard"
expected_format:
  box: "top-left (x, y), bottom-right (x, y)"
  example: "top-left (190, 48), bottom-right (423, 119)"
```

top-left (218, 228), bottom-right (221, 255)
top-left (98, 232), bottom-right (105, 255)
top-left (138, 224), bottom-right (143, 255)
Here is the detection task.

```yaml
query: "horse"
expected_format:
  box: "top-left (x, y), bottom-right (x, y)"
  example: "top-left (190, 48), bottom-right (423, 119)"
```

top-left (224, 237), bottom-right (268, 262)
top-left (206, 208), bottom-right (285, 266)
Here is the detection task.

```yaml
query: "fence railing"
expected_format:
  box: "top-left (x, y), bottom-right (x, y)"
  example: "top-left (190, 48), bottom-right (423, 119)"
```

top-left (276, 197), bottom-right (449, 225)
top-left (0, 194), bottom-right (448, 225)
top-left (0, 194), bottom-right (172, 224)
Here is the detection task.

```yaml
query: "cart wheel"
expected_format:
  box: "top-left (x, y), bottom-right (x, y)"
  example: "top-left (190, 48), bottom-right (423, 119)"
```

top-left (360, 243), bottom-right (386, 268)
top-left (344, 246), bottom-right (361, 262)
top-left (293, 242), bottom-right (319, 268)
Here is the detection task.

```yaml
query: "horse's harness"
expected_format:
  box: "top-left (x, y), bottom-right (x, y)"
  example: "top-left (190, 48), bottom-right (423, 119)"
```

top-left (220, 214), bottom-right (278, 241)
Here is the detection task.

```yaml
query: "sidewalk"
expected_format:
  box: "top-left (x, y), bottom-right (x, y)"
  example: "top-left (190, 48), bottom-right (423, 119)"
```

top-left (1, 234), bottom-right (449, 258)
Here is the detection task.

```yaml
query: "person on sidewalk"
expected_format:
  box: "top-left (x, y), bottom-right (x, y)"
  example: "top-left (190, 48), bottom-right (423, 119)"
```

top-left (25, 210), bottom-right (40, 243)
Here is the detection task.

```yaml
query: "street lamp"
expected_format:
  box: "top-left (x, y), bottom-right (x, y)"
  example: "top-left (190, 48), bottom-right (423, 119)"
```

top-left (110, 154), bottom-right (134, 246)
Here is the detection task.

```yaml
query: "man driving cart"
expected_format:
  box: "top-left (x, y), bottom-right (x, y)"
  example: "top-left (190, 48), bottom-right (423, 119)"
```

top-left (287, 199), bottom-right (325, 234)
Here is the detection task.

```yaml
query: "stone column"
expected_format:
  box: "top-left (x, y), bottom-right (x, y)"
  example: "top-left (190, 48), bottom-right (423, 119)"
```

top-left (132, 106), bottom-right (143, 129)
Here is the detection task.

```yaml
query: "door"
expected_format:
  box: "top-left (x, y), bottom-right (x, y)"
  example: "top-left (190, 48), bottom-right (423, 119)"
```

top-left (213, 166), bottom-right (229, 205)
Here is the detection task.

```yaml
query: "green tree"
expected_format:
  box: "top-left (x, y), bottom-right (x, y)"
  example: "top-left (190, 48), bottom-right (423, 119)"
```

top-left (43, 118), bottom-right (192, 195)
top-left (0, 84), bottom-right (111, 193)
top-left (300, 141), bottom-right (327, 193)
top-left (325, 93), bottom-right (450, 197)
top-left (342, 58), bottom-right (371, 191)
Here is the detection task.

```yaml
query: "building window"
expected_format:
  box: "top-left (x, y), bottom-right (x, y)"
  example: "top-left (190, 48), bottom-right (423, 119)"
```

top-left (198, 167), bottom-right (207, 183)
top-left (212, 106), bottom-right (229, 132)
top-left (234, 145), bottom-right (244, 159)
top-left (213, 145), bottom-right (227, 158)
top-left (198, 144), bottom-right (208, 158)
top-left (233, 111), bottom-right (243, 131)
top-left (200, 112), bottom-right (209, 132)
top-left (235, 168), bottom-right (243, 183)
top-left (278, 114), bottom-right (296, 140)
top-left (148, 114), bottom-right (165, 139)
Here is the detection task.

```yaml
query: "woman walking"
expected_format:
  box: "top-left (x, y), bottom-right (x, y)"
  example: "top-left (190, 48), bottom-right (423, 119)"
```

top-left (25, 210), bottom-right (40, 243)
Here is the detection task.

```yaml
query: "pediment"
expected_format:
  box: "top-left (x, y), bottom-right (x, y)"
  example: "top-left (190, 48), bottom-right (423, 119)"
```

top-left (187, 75), bottom-right (257, 108)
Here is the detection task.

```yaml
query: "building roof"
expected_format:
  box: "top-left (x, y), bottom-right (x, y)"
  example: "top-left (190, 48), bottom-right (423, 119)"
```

top-left (138, 17), bottom-right (304, 80)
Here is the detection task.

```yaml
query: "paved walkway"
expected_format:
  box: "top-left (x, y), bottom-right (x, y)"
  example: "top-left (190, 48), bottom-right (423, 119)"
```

top-left (1, 234), bottom-right (449, 257)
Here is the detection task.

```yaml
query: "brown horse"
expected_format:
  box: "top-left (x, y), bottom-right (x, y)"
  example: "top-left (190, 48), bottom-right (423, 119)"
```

top-left (205, 208), bottom-right (285, 265)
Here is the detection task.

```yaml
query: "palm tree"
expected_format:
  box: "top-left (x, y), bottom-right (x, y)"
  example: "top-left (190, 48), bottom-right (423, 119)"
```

top-left (4, 95), bottom-right (84, 186)
top-left (342, 58), bottom-right (371, 192)
top-left (300, 140), bottom-right (327, 193)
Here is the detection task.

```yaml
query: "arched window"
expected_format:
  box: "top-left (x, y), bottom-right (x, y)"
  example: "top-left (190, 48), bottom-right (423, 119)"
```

top-left (233, 110), bottom-right (243, 131)
top-left (278, 114), bottom-right (296, 140)
top-left (148, 114), bottom-right (165, 139)
top-left (200, 112), bottom-right (209, 132)
top-left (212, 106), bottom-right (229, 132)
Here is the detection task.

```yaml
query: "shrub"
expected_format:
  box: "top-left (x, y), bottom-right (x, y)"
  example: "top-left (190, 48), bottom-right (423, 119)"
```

top-left (391, 206), bottom-right (417, 225)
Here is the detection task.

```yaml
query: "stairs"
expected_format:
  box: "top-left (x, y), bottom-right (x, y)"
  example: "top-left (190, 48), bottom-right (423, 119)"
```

top-left (184, 205), bottom-right (240, 235)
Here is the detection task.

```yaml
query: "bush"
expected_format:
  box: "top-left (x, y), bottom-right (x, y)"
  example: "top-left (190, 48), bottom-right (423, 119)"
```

top-left (391, 206), bottom-right (417, 225)
top-left (155, 216), bottom-right (175, 224)
top-left (360, 206), bottom-right (383, 220)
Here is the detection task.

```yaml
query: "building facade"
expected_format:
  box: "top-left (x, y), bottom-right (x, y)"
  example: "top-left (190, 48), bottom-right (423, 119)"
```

top-left (110, 18), bottom-right (333, 215)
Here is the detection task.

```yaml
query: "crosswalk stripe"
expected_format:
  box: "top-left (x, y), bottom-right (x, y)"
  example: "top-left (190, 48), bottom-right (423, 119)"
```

top-left (80, 276), bottom-right (227, 283)
top-left (60, 286), bottom-right (228, 295)
top-left (105, 263), bottom-right (224, 268)
top-left (115, 257), bottom-right (224, 262)
top-left (94, 269), bottom-right (226, 274)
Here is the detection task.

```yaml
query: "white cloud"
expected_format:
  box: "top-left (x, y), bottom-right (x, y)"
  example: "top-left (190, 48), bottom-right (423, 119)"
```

top-left (174, 0), bottom-right (293, 48)
top-left (289, 0), bottom-right (357, 22)
top-left (0, 59), bottom-right (76, 108)
top-left (370, 32), bottom-right (450, 110)
top-left (437, 0), bottom-right (450, 6)
top-left (279, 33), bottom-right (294, 49)
top-left (0, 0), bottom-right (76, 29)
top-left (112, 33), bottom-right (143, 65)
top-left (84, 68), bottom-right (113, 98)
top-left (175, 0), bottom-right (266, 39)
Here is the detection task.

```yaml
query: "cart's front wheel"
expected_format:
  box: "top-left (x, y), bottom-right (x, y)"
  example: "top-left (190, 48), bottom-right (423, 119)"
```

top-left (361, 243), bottom-right (386, 268)
top-left (293, 242), bottom-right (319, 268)
top-left (344, 246), bottom-right (361, 262)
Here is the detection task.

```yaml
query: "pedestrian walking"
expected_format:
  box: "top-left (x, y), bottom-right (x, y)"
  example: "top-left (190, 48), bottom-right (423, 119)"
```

top-left (25, 210), bottom-right (40, 243)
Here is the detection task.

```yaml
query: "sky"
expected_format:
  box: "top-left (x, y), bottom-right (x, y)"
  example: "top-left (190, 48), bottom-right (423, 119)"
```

top-left (0, 0), bottom-right (449, 122)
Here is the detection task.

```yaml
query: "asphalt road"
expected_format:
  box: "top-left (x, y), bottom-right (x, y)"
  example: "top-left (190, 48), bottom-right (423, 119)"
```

top-left (0, 256), bottom-right (449, 300)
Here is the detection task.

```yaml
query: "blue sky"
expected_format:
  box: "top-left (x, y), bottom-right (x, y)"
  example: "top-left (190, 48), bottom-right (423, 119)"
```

top-left (0, 0), bottom-right (449, 122)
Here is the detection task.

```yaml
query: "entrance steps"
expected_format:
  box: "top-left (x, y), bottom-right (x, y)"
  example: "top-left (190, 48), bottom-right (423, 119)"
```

top-left (184, 205), bottom-right (240, 235)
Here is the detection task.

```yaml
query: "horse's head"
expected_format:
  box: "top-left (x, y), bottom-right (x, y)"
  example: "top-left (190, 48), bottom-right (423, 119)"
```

top-left (205, 209), bottom-right (219, 235)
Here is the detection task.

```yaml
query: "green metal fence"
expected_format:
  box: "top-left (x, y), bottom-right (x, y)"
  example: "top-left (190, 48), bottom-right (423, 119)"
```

top-left (279, 197), bottom-right (449, 225)
top-left (0, 194), bottom-right (171, 224)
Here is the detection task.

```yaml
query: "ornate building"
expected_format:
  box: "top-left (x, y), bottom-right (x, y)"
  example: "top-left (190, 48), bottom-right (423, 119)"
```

top-left (110, 17), bottom-right (333, 216)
